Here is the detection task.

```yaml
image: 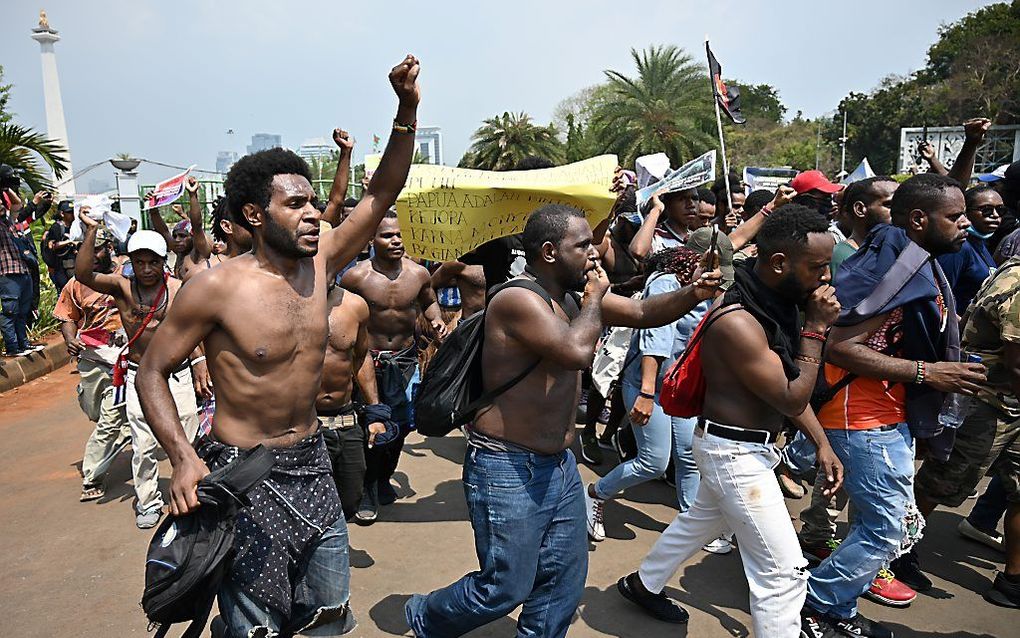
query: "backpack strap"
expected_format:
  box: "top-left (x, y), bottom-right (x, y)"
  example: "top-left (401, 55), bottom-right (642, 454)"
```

top-left (663, 303), bottom-right (744, 384)
top-left (456, 279), bottom-right (558, 420)
top-left (838, 241), bottom-right (931, 325)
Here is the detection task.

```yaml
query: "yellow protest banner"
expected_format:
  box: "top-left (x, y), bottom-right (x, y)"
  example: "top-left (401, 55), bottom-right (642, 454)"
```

top-left (395, 155), bottom-right (618, 261)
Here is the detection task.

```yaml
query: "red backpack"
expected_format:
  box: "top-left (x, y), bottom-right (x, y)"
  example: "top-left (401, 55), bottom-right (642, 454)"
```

top-left (660, 305), bottom-right (742, 418)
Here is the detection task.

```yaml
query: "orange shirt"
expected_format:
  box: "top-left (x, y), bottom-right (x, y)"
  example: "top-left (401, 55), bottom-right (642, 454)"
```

top-left (817, 307), bottom-right (907, 430)
top-left (53, 276), bottom-right (125, 365)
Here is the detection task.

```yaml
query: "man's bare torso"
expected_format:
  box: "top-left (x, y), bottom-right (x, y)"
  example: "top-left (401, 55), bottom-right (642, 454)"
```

top-left (196, 254), bottom-right (329, 448)
top-left (342, 257), bottom-right (428, 351)
top-left (115, 276), bottom-right (182, 364)
top-left (475, 288), bottom-right (580, 454)
top-left (317, 287), bottom-right (369, 411)
top-left (701, 307), bottom-right (786, 433)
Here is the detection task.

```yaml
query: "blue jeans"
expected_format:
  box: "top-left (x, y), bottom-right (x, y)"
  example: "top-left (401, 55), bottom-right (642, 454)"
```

top-left (806, 423), bottom-right (915, 619)
top-left (49, 267), bottom-right (71, 293)
top-left (406, 447), bottom-right (587, 638)
top-left (217, 515), bottom-right (356, 637)
top-left (0, 272), bottom-right (32, 353)
top-left (782, 430), bottom-right (818, 475)
top-left (595, 382), bottom-right (700, 511)
top-left (969, 474), bottom-right (1007, 532)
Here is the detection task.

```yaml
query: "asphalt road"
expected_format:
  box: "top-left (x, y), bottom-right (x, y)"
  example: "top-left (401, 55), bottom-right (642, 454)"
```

top-left (0, 370), bottom-right (1012, 637)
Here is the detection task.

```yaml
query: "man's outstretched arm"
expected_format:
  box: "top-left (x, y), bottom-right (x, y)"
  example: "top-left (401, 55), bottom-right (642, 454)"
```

top-left (136, 272), bottom-right (220, 515)
top-left (322, 128), bottom-right (354, 227)
top-left (321, 55), bottom-right (420, 278)
top-left (185, 177), bottom-right (213, 260)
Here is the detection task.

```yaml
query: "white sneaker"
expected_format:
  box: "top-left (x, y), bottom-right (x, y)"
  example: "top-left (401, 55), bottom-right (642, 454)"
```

top-left (703, 535), bottom-right (733, 554)
top-left (26, 344), bottom-right (46, 353)
top-left (584, 484), bottom-right (606, 542)
top-left (958, 518), bottom-right (1004, 552)
top-left (136, 507), bottom-right (163, 529)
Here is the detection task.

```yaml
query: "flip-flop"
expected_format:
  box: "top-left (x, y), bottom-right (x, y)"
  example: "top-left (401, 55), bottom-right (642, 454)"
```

top-left (80, 483), bottom-right (105, 502)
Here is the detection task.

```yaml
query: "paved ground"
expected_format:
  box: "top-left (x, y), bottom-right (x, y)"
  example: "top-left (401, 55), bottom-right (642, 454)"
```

top-left (0, 370), bottom-right (1013, 637)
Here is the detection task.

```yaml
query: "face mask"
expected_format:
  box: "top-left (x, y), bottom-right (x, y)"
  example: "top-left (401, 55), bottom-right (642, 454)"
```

top-left (966, 226), bottom-right (994, 240)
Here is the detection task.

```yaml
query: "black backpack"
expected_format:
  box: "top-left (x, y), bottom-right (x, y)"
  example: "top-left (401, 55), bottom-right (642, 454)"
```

top-left (415, 278), bottom-right (578, 437)
top-left (142, 445), bottom-right (274, 638)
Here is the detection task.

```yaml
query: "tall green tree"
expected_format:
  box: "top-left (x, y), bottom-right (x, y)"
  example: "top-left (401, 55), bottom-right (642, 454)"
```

top-left (464, 111), bottom-right (564, 170)
top-left (727, 81), bottom-right (786, 124)
top-left (832, 1), bottom-right (1020, 174)
top-left (589, 45), bottom-right (714, 167)
top-left (0, 123), bottom-right (69, 193)
top-left (0, 66), bottom-right (13, 125)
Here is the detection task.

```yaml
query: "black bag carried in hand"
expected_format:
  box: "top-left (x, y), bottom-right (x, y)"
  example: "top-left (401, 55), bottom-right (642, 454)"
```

top-left (415, 278), bottom-right (578, 437)
top-left (141, 445), bottom-right (274, 638)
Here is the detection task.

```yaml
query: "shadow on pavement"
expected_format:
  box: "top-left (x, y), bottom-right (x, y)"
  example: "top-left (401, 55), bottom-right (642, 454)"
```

top-left (404, 435), bottom-right (467, 466)
top-left (914, 510), bottom-right (1004, 597)
top-left (579, 583), bottom-right (694, 638)
top-left (380, 479), bottom-right (470, 523)
top-left (369, 593), bottom-right (519, 636)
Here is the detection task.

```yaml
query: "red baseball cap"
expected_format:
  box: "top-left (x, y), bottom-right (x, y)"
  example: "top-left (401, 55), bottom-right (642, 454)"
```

top-left (790, 170), bottom-right (842, 195)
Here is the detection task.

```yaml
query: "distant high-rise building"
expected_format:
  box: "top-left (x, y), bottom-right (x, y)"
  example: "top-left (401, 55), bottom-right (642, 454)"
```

top-left (86, 178), bottom-right (113, 194)
top-left (247, 133), bottom-right (282, 155)
top-left (414, 126), bottom-right (443, 165)
top-left (217, 151), bottom-right (239, 174)
top-left (297, 137), bottom-right (334, 163)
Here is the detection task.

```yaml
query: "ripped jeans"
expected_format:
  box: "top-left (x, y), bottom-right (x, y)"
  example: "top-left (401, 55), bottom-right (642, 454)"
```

top-left (806, 422), bottom-right (916, 620)
top-left (217, 515), bottom-right (356, 637)
top-left (638, 427), bottom-right (808, 638)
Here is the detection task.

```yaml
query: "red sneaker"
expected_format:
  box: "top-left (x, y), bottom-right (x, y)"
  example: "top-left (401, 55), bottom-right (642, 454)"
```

top-left (802, 538), bottom-right (840, 565)
top-left (863, 567), bottom-right (916, 607)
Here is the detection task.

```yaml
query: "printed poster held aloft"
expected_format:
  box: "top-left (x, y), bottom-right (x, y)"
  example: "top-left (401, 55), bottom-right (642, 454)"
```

top-left (143, 165), bottom-right (195, 210)
top-left (395, 155), bottom-right (618, 262)
top-left (634, 150), bottom-right (716, 213)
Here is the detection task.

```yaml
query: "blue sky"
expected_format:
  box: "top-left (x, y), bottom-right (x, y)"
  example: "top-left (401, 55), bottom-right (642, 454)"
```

top-left (0, 0), bottom-right (993, 190)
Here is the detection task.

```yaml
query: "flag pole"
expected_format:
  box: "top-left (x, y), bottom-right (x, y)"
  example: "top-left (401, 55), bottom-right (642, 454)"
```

top-left (706, 37), bottom-right (734, 221)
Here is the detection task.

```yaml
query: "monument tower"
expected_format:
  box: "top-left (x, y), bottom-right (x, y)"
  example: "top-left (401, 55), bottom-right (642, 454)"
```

top-left (30, 10), bottom-right (75, 196)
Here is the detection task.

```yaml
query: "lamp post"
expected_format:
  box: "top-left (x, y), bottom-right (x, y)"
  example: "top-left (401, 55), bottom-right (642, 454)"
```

top-left (111, 158), bottom-right (142, 222)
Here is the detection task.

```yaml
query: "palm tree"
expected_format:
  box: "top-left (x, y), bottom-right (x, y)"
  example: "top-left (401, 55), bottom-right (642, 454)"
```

top-left (0, 123), bottom-right (69, 193)
top-left (590, 45), bottom-right (715, 167)
top-left (466, 111), bottom-right (564, 170)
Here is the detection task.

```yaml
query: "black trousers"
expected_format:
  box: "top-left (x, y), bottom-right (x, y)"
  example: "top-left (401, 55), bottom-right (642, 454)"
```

top-left (321, 425), bottom-right (367, 520)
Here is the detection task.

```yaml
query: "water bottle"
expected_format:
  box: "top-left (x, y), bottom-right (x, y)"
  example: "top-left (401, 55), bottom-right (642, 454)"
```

top-left (938, 354), bottom-right (982, 430)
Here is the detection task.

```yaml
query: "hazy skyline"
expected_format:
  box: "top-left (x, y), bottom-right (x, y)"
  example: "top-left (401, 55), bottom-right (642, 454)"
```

top-left (1, 0), bottom-right (993, 189)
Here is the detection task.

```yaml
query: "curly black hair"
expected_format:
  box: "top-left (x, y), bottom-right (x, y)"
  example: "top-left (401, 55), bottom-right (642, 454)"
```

top-left (890, 173), bottom-right (962, 227)
top-left (522, 204), bottom-right (584, 260)
top-left (756, 204), bottom-right (830, 258)
top-left (645, 246), bottom-right (701, 284)
top-left (841, 176), bottom-right (897, 214)
top-left (745, 189), bottom-right (775, 217)
top-left (210, 196), bottom-right (229, 242)
top-left (224, 148), bottom-right (312, 231)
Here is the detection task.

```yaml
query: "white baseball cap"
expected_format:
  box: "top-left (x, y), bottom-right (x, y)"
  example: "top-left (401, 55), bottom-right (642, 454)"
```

top-left (127, 230), bottom-right (167, 257)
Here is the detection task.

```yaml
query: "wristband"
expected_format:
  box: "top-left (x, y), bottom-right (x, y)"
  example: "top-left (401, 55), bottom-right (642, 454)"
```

top-left (638, 391), bottom-right (655, 400)
top-left (392, 119), bottom-right (417, 134)
top-left (760, 203), bottom-right (774, 217)
top-left (914, 360), bottom-right (926, 384)
top-left (796, 354), bottom-right (822, 365)
top-left (800, 330), bottom-right (827, 343)
top-left (190, 356), bottom-right (206, 366)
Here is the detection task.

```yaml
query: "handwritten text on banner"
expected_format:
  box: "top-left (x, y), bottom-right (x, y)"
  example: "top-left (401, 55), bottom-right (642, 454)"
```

top-left (395, 155), bottom-right (618, 261)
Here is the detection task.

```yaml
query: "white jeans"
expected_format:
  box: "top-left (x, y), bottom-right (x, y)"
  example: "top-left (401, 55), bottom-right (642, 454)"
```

top-left (125, 366), bottom-right (199, 513)
top-left (638, 428), bottom-right (808, 638)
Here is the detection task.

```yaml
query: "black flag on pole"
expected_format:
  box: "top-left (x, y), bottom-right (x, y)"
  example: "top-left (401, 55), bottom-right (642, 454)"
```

top-left (706, 42), bottom-right (746, 125)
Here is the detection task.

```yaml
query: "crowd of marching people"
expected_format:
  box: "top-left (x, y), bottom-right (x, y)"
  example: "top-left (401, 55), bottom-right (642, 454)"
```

top-left (3, 54), bottom-right (1020, 638)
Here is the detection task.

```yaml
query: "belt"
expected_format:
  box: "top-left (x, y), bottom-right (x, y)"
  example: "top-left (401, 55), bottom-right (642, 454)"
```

top-left (319, 413), bottom-right (359, 430)
top-left (126, 360), bottom-right (189, 375)
top-left (698, 417), bottom-right (778, 445)
top-left (318, 403), bottom-right (358, 430)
